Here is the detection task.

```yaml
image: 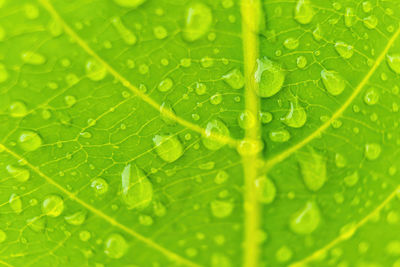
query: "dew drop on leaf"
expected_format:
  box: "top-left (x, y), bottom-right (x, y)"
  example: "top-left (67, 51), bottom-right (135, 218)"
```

top-left (0, 63), bottom-right (8, 83)
top-left (289, 201), bottom-right (320, 235)
top-left (160, 101), bottom-right (176, 125)
top-left (259, 111), bottom-right (273, 124)
top-left (365, 143), bottom-right (381, 160)
top-left (222, 68), bottom-right (244, 89)
top-left (254, 176), bottom-right (276, 204)
top-left (344, 171), bottom-right (359, 187)
top-left (294, 0), bottom-right (314, 25)
top-left (194, 82), bottom-right (207, 95)
top-left (202, 119), bottom-right (230, 150)
top-left (90, 178), bottom-right (109, 195)
top-left (254, 57), bottom-right (285, 98)
top-left (104, 233), bottom-right (128, 259)
top-left (153, 26), bottom-right (168, 39)
top-left (64, 210), bottom-right (87, 226)
top-left (237, 139), bottom-right (264, 156)
top-left (113, 0), bottom-right (146, 8)
top-left (85, 58), bottom-right (107, 81)
top-left (158, 78), bottom-right (173, 92)
top-left (363, 15), bottom-right (378, 29)
top-left (42, 195), bottom-right (64, 217)
top-left (296, 56), bottom-right (307, 69)
top-left (9, 193), bottom-right (22, 214)
top-left (281, 98), bottom-right (307, 128)
top-left (182, 2), bottom-right (212, 42)
top-left (344, 7), bottom-right (355, 28)
top-left (283, 37), bottom-right (299, 50)
top-left (0, 230), bottom-right (6, 243)
top-left (9, 101), bottom-right (27, 118)
top-left (21, 51), bottom-right (46, 65)
top-left (210, 200), bottom-right (233, 218)
top-left (6, 165), bottom-right (30, 182)
top-left (153, 135), bottom-right (184, 162)
top-left (364, 88), bottom-right (379, 105)
top-left (269, 129), bottom-right (290, 143)
top-left (153, 201), bottom-right (167, 217)
top-left (387, 54), bottom-right (400, 74)
top-left (335, 41), bottom-right (354, 59)
top-left (238, 110), bottom-right (256, 129)
top-left (121, 163), bottom-right (153, 210)
top-left (297, 146), bottom-right (327, 191)
top-left (27, 216), bottom-right (46, 232)
top-left (215, 170), bottom-right (229, 184)
top-left (139, 214), bottom-right (153, 226)
top-left (79, 230), bottom-right (91, 242)
top-left (18, 131), bottom-right (42, 152)
top-left (111, 16), bottom-right (137, 45)
top-left (321, 69), bottom-right (346, 96)
top-left (64, 95), bottom-right (77, 107)
top-left (276, 246), bottom-right (293, 263)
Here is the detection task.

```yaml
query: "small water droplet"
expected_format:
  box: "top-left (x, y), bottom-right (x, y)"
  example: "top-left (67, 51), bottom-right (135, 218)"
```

top-left (153, 135), bottom-right (184, 162)
top-left (194, 82), bottom-right (207, 95)
top-left (90, 178), bottom-right (109, 195)
top-left (365, 143), bottom-right (381, 160)
top-left (85, 58), bottom-right (107, 81)
top-left (255, 176), bottom-right (276, 204)
top-left (283, 37), bottom-right (299, 50)
top-left (158, 78), bottom-right (173, 92)
top-left (321, 69), bottom-right (346, 96)
top-left (210, 200), bottom-right (233, 218)
top-left (254, 57), bottom-right (285, 98)
top-left (364, 88), bottom-right (379, 105)
top-left (104, 233), bottom-right (128, 259)
top-left (289, 201), bottom-right (321, 235)
top-left (18, 131), bottom-right (42, 152)
top-left (121, 164), bottom-right (153, 209)
top-left (6, 165), bottom-right (30, 182)
top-left (160, 101), bottom-right (177, 125)
top-left (281, 98), bottom-right (307, 128)
top-left (9, 193), bottom-right (22, 214)
top-left (335, 41), bottom-right (354, 59)
top-left (9, 101), bottom-right (28, 117)
top-left (42, 195), bottom-right (64, 217)
top-left (297, 146), bottom-right (327, 191)
top-left (222, 68), bottom-right (244, 89)
top-left (294, 0), bottom-right (314, 25)
top-left (363, 15), bottom-right (378, 29)
top-left (238, 110), bottom-right (256, 129)
top-left (344, 171), bottom-right (359, 187)
top-left (202, 119), bottom-right (230, 150)
top-left (344, 7), bottom-right (355, 27)
top-left (387, 54), bottom-right (400, 74)
top-left (237, 139), bottom-right (264, 156)
top-left (296, 56), bottom-right (307, 69)
top-left (113, 0), bottom-right (146, 8)
top-left (276, 246), bottom-right (292, 263)
top-left (0, 230), bottom-right (6, 243)
top-left (21, 51), bottom-right (46, 65)
top-left (153, 26), bottom-right (168, 39)
top-left (64, 95), bottom-right (77, 107)
top-left (27, 216), bottom-right (46, 232)
top-left (0, 63), bottom-right (9, 83)
top-left (269, 129), bottom-right (290, 142)
top-left (111, 16), bottom-right (137, 45)
top-left (259, 111), bottom-right (273, 124)
top-left (183, 2), bottom-right (212, 42)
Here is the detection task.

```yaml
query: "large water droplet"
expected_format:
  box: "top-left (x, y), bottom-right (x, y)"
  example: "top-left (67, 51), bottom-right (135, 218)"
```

top-left (111, 16), bottom-right (137, 45)
top-left (18, 131), bottom-right (42, 152)
top-left (6, 165), bottom-right (30, 182)
top-left (153, 135), bottom-right (184, 162)
top-left (281, 98), bottom-right (307, 128)
top-left (9, 193), bottom-right (22, 214)
top-left (113, 0), bottom-right (146, 8)
top-left (297, 146), bottom-right (327, 191)
top-left (85, 58), bottom-right (107, 81)
top-left (254, 176), bottom-right (276, 204)
top-left (42, 195), bottom-right (64, 217)
top-left (238, 110), bottom-right (256, 129)
top-left (254, 57), bottom-right (285, 98)
top-left (9, 101), bottom-right (28, 118)
top-left (294, 0), bottom-right (314, 25)
top-left (387, 54), bottom-right (400, 74)
top-left (289, 201), bottom-right (320, 235)
top-left (104, 233), bottom-right (128, 259)
top-left (223, 68), bottom-right (244, 89)
top-left (64, 210), bottom-right (87, 225)
top-left (335, 41), bottom-right (354, 59)
top-left (210, 200), bottom-right (233, 218)
top-left (182, 2), bottom-right (212, 42)
top-left (202, 119), bottom-right (230, 150)
top-left (121, 163), bottom-right (153, 210)
top-left (365, 143), bottom-right (381, 160)
top-left (321, 69), bottom-right (346, 96)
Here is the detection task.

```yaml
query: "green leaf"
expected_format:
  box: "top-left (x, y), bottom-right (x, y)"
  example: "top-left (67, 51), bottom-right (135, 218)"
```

top-left (1, 0), bottom-right (400, 266)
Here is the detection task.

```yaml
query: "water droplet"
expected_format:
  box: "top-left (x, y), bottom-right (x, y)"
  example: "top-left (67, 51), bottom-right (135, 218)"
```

top-left (276, 246), bottom-right (293, 262)
top-left (0, 63), bottom-right (8, 83)
top-left (64, 95), bottom-right (77, 107)
top-left (222, 68), bottom-right (244, 89)
top-left (79, 230), bottom-right (91, 241)
top-left (121, 163), bottom-right (153, 209)
top-left (363, 15), bottom-right (378, 29)
top-left (296, 56), bottom-right (307, 69)
top-left (335, 153), bottom-right (347, 168)
top-left (91, 178), bottom-right (109, 195)
top-left (294, 0), bottom-right (314, 24)
top-left (289, 201), bottom-right (320, 235)
top-left (153, 26), bottom-right (168, 39)
top-left (312, 24), bottom-right (322, 41)
top-left (104, 233), bottom-right (128, 259)
top-left (281, 98), bottom-right (307, 128)
top-left (6, 165), bottom-right (30, 182)
top-left (42, 195), bottom-right (64, 217)
top-left (182, 2), bottom-right (212, 42)
top-left (237, 139), bottom-right (264, 156)
top-left (283, 38), bottom-right (299, 50)
top-left (387, 54), bottom-right (400, 74)
top-left (200, 56), bottom-right (214, 68)
top-left (85, 58), bottom-right (107, 81)
top-left (211, 253), bottom-right (231, 267)
top-left (238, 110), bottom-right (256, 129)
top-left (194, 82), bottom-right (207, 95)
top-left (254, 57), bottom-right (285, 98)
top-left (64, 211), bottom-right (87, 225)
top-left (113, 0), bottom-right (146, 8)
top-left (335, 41), bottom-right (354, 59)
top-left (260, 111), bottom-right (273, 124)
top-left (297, 146), bottom-right (327, 191)
top-left (160, 102), bottom-right (176, 125)
top-left (344, 171), bottom-right (359, 187)
top-left (344, 7), bottom-right (355, 27)
top-left (158, 78), bottom-right (173, 92)
top-left (215, 170), bottom-right (229, 184)
top-left (269, 129), bottom-right (290, 142)
top-left (365, 143), bottom-right (381, 160)
top-left (21, 51), bottom-right (46, 65)
top-left (9, 101), bottom-right (28, 117)
top-left (153, 135), bottom-right (184, 162)
top-left (210, 93), bottom-right (222, 105)
top-left (27, 216), bottom-right (46, 232)
top-left (202, 119), bottom-right (230, 150)
top-left (111, 17), bottom-right (137, 45)
top-left (321, 69), bottom-right (346, 96)
top-left (255, 176), bottom-right (276, 204)
top-left (364, 88), bottom-right (379, 105)
top-left (18, 131), bottom-right (42, 152)
top-left (9, 193), bottom-right (22, 214)
top-left (0, 230), bottom-right (6, 243)
top-left (210, 200), bottom-right (233, 218)
top-left (153, 201), bottom-right (167, 217)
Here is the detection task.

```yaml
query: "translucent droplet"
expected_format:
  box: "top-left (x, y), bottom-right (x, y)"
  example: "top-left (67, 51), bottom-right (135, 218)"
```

top-left (283, 38), bottom-right (299, 50)
top-left (210, 200), bottom-right (233, 218)
top-left (269, 129), bottom-right (290, 142)
top-left (153, 135), bottom-right (184, 162)
top-left (321, 69), bottom-right (346, 96)
top-left (160, 102), bottom-right (176, 125)
top-left (158, 78), bottom-right (173, 92)
top-left (387, 54), bottom-right (400, 74)
top-left (210, 93), bottom-right (222, 105)
top-left (344, 171), bottom-right (359, 187)
top-left (254, 57), bottom-right (285, 98)
top-left (64, 211), bottom-right (87, 225)
top-left (294, 0), bottom-right (314, 25)
top-left (222, 68), bottom-right (244, 89)
top-left (153, 26), bottom-right (168, 39)
top-left (6, 165), bottom-right (30, 182)
top-left (194, 82), bottom-right (207, 95)
top-left (312, 24), bottom-right (322, 41)
top-left (364, 88), bottom-right (379, 105)
top-left (104, 233), bottom-right (128, 259)
top-left (297, 146), bottom-right (327, 191)
top-left (153, 201), bottom-right (167, 217)
top-left (215, 170), bottom-right (229, 184)
top-left (276, 246), bottom-right (293, 263)
top-left (27, 216), bottom-right (46, 232)
top-left (363, 15), bottom-right (378, 29)
top-left (362, 1), bottom-right (372, 13)
top-left (238, 110), bottom-right (256, 129)
top-left (281, 98), bottom-right (307, 128)
top-left (335, 153), bottom-right (347, 168)
top-left (237, 139), bottom-right (264, 156)
top-left (64, 95), bottom-right (77, 107)
top-left (0, 63), bottom-right (9, 83)
top-left (182, 2), bottom-right (212, 42)
top-left (260, 111), bottom-right (273, 124)
top-left (21, 51), bottom-right (46, 65)
top-left (289, 201), bottom-right (320, 235)
top-left (85, 58), bottom-right (107, 81)
top-left (79, 230), bottom-right (91, 241)
top-left (9, 193), bottom-right (22, 214)
top-left (9, 101), bottom-right (28, 117)
top-left (296, 56), bottom-right (307, 69)
top-left (113, 0), bottom-right (146, 8)
top-left (42, 195), bottom-right (64, 217)
top-left (0, 230), bottom-right (6, 243)
top-left (18, 131), bottom-right (42, 152)
top-left (202, 119), bottom-right (230, 150)
top-left (344, 7), bottom-right (355, 27)
top-left (91, 178), bottom-right (109, 195)
top-left (335, 41), bottom-right (354, 59)
top-left (365, 143), bottom-right (381, 160)
top-left (121, 163), bottom-right (153, 209)
top-left (111, 17), bottom-right (137, 45)
top-left (254, 176), bottom-right (276, 204)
